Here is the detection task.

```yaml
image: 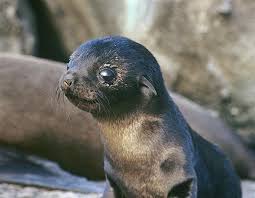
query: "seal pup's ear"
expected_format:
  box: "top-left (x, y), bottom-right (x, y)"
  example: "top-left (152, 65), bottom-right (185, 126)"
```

top-left (139, 76), bottom-right (157, 97)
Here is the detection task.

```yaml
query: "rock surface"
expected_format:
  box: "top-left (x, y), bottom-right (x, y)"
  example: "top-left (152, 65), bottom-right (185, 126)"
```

top-left (0, 147), bottom-right (105, 193)
top-left (242, 181), bottom-right (255, 198)
top-left (0, 181), bottom-right (254, 198)
top-left (0, 0), bottom-right (36, 55)
top-left (0, 184), bottom-right (101, 198)
top-left (41, 0), bottom-right (255, 146)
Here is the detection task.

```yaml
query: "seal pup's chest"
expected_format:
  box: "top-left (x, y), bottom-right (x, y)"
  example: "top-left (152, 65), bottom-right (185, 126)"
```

top-left (101, 116), bottom-right (168, 197)
top-left (99, 116), bottom-right (162, 164)
top-left (104, 157), bottom-right (168, 198)
top-left (104, 145), bottom-right (190, 198)
top-left (101, 118), bottom-right (190, 197)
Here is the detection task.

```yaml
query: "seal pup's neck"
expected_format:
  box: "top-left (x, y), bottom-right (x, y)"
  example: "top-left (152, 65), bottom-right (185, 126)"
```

top-left (95, 90), bottom-right (191, 165)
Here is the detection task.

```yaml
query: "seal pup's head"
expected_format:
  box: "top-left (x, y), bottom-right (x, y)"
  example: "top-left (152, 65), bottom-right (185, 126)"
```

top-left (60, 36), bottom-right (198, 197)
top-left (60, 36), bottom-right (168, 119)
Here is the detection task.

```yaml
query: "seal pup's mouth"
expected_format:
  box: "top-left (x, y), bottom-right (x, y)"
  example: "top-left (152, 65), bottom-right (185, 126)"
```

top-left (64, 93), bottom-right (99, 111)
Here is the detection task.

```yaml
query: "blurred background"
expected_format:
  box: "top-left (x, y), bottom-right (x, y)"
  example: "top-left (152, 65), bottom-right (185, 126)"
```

top-left (2, 0), bottom-right (255, 148)
top-left (1, 0), bottom-right (255, 196)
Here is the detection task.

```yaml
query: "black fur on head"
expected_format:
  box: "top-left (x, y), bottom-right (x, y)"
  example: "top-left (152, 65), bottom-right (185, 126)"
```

top-left (60, 36), bottom-right (168, 118)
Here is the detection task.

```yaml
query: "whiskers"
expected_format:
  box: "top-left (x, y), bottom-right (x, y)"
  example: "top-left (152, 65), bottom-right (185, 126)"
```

top-left (55, 74), bottom-right (65, 104)
top-left (55, 84), bottom-right (64, 104)
top-left (96, 91), bottom-right (112, 118)
top-left (54, 80), bottom-right (73, 121)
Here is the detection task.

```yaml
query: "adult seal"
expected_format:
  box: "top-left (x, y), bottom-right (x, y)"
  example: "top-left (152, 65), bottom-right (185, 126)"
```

top-left (60, 36), bottom-right (241, 197)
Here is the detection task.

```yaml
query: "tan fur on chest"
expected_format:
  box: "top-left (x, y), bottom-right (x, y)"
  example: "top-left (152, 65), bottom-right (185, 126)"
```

top-left (98, 115), bottom-right (161, 164)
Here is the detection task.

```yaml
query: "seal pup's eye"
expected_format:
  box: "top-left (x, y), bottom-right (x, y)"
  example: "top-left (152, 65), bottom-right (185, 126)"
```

top-left (66, 64), bottom-right (70, 70)
top-left (99, 68), bottom-right (116, 84)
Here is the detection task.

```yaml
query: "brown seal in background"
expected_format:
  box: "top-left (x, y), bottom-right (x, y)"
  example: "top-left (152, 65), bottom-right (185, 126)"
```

top-left (0, 53), bottom-right (104, 180)
top-left (0, 53), bottom-right (254, 180)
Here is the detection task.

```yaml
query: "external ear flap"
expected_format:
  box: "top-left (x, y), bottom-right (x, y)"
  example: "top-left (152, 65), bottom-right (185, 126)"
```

top-left (139, 76), bottom-right (157, 97)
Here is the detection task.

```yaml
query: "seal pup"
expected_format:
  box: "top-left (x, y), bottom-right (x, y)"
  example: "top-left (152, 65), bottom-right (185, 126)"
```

top-left (60, 36), bottom-right (241, 197)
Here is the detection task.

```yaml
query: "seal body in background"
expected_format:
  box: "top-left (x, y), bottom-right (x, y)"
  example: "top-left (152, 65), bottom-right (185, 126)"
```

top-left (0, 54), bottom-right (104, 180)
top-left (60, 36), bottom-right (242, 197)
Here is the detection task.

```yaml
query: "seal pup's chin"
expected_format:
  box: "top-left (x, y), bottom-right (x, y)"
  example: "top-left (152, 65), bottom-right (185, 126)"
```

top-left (64, 94), bottom-right (99, 112)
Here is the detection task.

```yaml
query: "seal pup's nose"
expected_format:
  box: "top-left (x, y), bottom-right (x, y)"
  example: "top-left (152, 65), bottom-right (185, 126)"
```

top-left (61, 77), bottom-right (73, 91)
top-left (64, 79), bottom-right (72, 87)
